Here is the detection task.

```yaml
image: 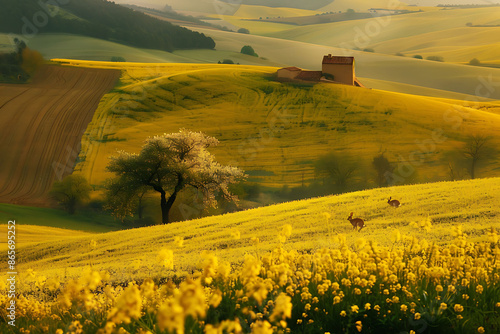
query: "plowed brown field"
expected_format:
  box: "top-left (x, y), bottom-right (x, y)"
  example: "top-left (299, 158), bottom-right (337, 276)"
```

top-left (0, 65), bottom-right (119, 206)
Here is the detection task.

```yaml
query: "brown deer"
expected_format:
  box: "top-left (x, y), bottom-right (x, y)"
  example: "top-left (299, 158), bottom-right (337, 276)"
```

top-left (387, 197), bottom-right (401, 208)
top-left (348, 212), bottom-right (365, 232)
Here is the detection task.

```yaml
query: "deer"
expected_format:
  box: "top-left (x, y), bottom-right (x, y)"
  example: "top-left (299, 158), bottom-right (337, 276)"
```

top-left (387, 197), bottom-right (401, 208)
top-left (348, 212), bottom-right (365, 232)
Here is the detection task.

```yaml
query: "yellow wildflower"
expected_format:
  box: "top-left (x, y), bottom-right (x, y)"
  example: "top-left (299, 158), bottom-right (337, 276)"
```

top-left (270, 293), bottom-right (292, 323)
top-left (251, 320), bottom-right (273, 334)
top-left (157, 249), bottom-right (174, 270)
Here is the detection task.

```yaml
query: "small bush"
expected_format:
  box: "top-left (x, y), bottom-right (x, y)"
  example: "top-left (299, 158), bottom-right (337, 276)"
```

top-left (363, 48), bottom-right (375, 53)
top-left (111, 56), bottom-right (126, 62)
top-left (237, 28), bottom-right (250, 34)
top-left (241, 45), bottom-right (258, 57)
top-left (413, 55), bottom-right (423, 59)
top-left (219, 59), bottom-right (234, 64)
top-left (49, 174), bottom-right (92, 214)
top-left (469, 58), bottom-right (481, 66)
top-left (426, 55), bottom-right (444, 62)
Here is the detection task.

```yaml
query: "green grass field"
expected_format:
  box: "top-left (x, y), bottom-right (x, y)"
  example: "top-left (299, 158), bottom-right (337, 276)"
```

top-left (1, 33), bottom-right (281, 66)
top-left (0, 203), bottom-right (123, 233)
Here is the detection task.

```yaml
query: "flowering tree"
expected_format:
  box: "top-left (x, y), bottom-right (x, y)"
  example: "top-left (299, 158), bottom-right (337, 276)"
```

top-left (105, 129), bottom-right (244, 224)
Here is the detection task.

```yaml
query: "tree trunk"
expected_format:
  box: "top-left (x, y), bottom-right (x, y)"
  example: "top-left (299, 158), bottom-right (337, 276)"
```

top-left (138, 195), bottom-right (143, 219)
top-left (471, 158), bottom-right (476, 179)
top-left (160, 191), bottom-right (169, 224)
top-left (160, 175), bottom-right (184, 224)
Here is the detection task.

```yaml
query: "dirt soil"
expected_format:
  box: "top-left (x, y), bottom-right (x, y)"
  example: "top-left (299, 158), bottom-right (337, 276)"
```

top-left (0, 65), bottom-right (120, 206)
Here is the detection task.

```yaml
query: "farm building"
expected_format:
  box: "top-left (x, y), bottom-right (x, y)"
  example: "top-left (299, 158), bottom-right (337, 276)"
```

top-left (276, 67), bottom-right (302, 80)
top-left (276, 55), bottom-right (364, 87)
top-left (322, 54), bottom-right (355, 85)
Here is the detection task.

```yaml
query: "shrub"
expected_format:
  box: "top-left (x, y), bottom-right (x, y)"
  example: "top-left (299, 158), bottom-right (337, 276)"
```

top-left (49, 174), bottom-right (92, 214)
top-left (413, 55), bottom-right (423, 59)
top-left (426, 55), bottom-right (444, 62)
top-left (469, 58), bottom-right (481, 66)
top-left (240, 45), bottom-right (258, 57)
top-left (237, 28), bottom-right (250, 34)
top-left (219, 59), bottom-right (234, 64)
top-left (363, 48), bottom-right (375, 53)
top-left (111, 56), bottom-right (126, 62)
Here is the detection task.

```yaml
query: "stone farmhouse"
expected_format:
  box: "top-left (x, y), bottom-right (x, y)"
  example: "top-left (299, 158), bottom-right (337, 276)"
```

top-left (276, 55), bottom-right (364, 87)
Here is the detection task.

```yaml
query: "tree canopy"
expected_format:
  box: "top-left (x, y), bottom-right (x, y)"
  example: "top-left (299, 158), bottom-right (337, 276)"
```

top-left (49, 174), bottom-right (92, 214)
top-left (105, 130), bottom-right (244, 224)
top-left (0, 0), bottom-right (215, 52)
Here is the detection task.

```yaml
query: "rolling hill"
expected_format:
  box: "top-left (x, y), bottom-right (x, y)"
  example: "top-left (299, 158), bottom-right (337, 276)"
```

top-left (270, 7), bottom-right (500, 48)
top-left (370, 26), bottom-right (500, 63)
top-left (190, 27), bottom-right (500, 99)
top-left (318, 0), bottom-right (406, 12)
top-left (46, 61), bottom-right (500, 195)
top-left (6, 176), bottom-right (500, 281)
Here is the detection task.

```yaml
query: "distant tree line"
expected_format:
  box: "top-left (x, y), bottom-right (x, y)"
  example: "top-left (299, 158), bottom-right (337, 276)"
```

top-left (0, 0), bottom-right (215, 52)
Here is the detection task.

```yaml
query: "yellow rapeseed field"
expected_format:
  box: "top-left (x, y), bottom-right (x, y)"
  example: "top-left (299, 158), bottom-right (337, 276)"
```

top-left (1, 176), bottom-right (499, 333)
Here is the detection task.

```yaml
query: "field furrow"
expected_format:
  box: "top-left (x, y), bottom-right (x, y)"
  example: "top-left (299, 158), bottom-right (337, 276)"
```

top-left (0, 66), bottom-right (120, 206)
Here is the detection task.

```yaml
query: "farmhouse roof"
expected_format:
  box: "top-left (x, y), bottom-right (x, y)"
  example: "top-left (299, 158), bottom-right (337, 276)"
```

top-left (296, 71), bottom-right (322, 81)
top-left (322, 55), bottom-right (354, 65)
top-left (280, 66), bottom-right (302, 71)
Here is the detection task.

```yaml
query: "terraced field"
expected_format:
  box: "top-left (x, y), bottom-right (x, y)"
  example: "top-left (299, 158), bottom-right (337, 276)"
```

top-left (0, 65), bottom-right (120, 206)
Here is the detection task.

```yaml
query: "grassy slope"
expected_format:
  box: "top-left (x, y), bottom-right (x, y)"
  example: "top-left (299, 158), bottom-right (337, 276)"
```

top-left (49, 61), bottom-right (500, 191)
top-left (2, 33), bottom-right (282, 66)
top-left (271, 7), bottom-right (500, 47)
top-left (0, 203), bottom-right (123, 233)
top-left (232, 4), bottom-right (321, 18)
top-left (193, 27), bottom-right (500, 99)
top-left (371, 27), bottom-right (500, 63)
top-left (10, 177), bottom-right (500, 281)
top-left (318, 0), bottom-right (406, 12)
top-left (210, 15), bottom-right (298, 34)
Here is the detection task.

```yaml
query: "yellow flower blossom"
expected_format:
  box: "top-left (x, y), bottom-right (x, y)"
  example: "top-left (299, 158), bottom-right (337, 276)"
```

top-left (157, 249), bottom-right (174, 270)
top-left (251, 320), bottom-right (273, 334)
top-left (270, 293), bottom-right (292, 323)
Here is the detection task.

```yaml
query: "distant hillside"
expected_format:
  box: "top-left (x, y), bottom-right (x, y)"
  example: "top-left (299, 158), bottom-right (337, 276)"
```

top-left (228, 0), bottom-right (333, 10)
top-left (405, 0), bottom-right (498, 5)
top-left (0, 0), bottom-right (215, 52)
